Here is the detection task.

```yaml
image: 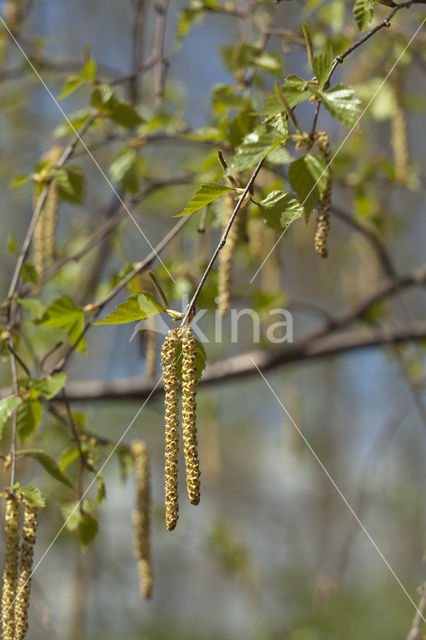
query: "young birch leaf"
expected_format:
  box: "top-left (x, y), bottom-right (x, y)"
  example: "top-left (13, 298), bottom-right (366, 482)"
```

top-left (176, 183), bottom-right (233, 217)
top-left (229, 128), bottom-right (284, 173)
top-left (257, 190), bottom-right (304, 231)
top-left (17, 298), bottom-right (46, 320)
top-left (312, 49), bottom-right (333, 88)
top-left (19, 449), bottom-right (74, 490)
top-left (79, 512), bottom-right (99, 550)
top-left (317, 84), bottom-right (361, 127)
top-left (17, 392), bottom-right (42, 443)
top-left (7, 233), bottom-right (18, 254)
top-left (21, 263), bottom-right (39, 285)
top-left (0, 396), bottom-right (21, 439)
top-left (33, 373), bottom-right (67, 400)
top-left (60, 447), bottom-right (80, 472)
top-left (354, 0), bottom-right (375, 31)
top-left (57, 76), bottom-right (84, 101)
top-left (54, 167), bottom-right (85, 204)
top-left (288, 154), bottom-right (325, 217)
top-left (15, 486), bottom-right (45, 508)
top-left (94, 292), bottom-right (164, 325)
top-left (261, 75), bottom-right (310, 116)
top-left (37, 296), bottom-right (86, 352)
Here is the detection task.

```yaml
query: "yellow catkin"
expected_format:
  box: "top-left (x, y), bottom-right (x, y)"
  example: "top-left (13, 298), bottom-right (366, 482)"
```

top-left (179, 326), bottom-right (201, 506)
top-left (391, 73), bottom-right (408, 183)
top-left (14, 501), bottom-right (37, 640)
top-left (217, 191), bottom-right (241, 317)
top-left (144, 316), bottom-right (157, 379)
top-left (130, 441), bottom-right (152, 599)
top-left (314, 130), bottom-right (332, 259)
top-left (33, 147), bottom-right (63, 281)
top-left (160, 329), bottom-right (180, 531)
top-left (248, 216), bottom-right (265, 260)
top-left (1, 496), bottom-right (20, 640)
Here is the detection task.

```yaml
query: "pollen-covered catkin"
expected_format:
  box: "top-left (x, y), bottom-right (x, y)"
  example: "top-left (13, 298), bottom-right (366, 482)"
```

top-left (1, 495), bottom-right (20, 640)
top-left (180, 326), bottom-right (201, 506)
top-left (14, 501), bottom-right (37, 640)
top-left (161, 329), bottom-right (180, 530)
top-left (33, 147), bottom-right (63, 281)
top-left (391, 72), bottom-right (408, 183)
top-left (130, 441), bottom-right (152, 599)
top-left (217, 191), bottom-right (240, 317)
top-left (314, 131), bottom-right (332, 259)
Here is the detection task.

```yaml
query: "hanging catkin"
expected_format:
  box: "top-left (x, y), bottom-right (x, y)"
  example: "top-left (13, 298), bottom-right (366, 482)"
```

top-left (179, 326), bottom-right (201, 506)
top-left (33, 147), bottom-right (63, 282)
top-left (314, 131), bottom-right (332, 259)
top-left (1, 495), bottom-right (20, 640)
top-left (130, 441), bottom-right (152, 599)
top-left (144, 316), bottom-right (158, 379)
top-left (160, 329), bottom-right (180, 530)
top-left (217, 191), bottom-right (240, 317)
top-left (391, 72), bottom-right (408, 183)
top-left (14, 502), bottom-right (37, 640)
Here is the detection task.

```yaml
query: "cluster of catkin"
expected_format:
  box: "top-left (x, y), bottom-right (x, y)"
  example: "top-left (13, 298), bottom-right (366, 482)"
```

top-left (217, 191), bottom-right (241, 317)
top-left (130, 441), bottom-right (152, 599)
top-left (160, 326), bottom-right (200, 531)
top-left (33, 147), bottom-right (63, 282)
top-left (1, 494), bottom-right (38, 640)
top-left (314, 131), bottom-right (332, 259)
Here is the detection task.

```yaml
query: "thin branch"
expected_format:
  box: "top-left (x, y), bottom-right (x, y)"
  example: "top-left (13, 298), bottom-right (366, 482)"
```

top-left (406, 583), bottom-right (426, 640)
top-left (153, 0), bottom-right (170, 105)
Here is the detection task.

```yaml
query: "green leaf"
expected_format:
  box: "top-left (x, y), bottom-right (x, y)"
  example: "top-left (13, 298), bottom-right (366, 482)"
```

top-left (87, 473), bottom-right (106, 512)
top-left (54, 108), bottom-right (92, 138)
top-left (79, 512), bottom-right (99, 550)
top-left (109, 149), bottom-right (137, 183)
top-left (33, 373), bottom-right (67, 399)
top-left (57, 75), bottom-right (84, 100)
top-left (17, 298), bottom-right (45, 320)
top-left (257, 190), bottom-right (304, 231)
top-left (7, 233), bottom-right (18, 255)
top-left (81, 57), bottom-right (97, 81)
top-left (261, 75), bottom-right (310, 116)
top-left (37, 295), bottom-right (86, 352)
top-left (94, 292), bottom-right (164, 325)
top-left (312, 48), bottom-right (333, 89)
top-left (19, 449), bottom-right (74, 489)
top-left (54, 167), bottom-right (85, 204)
top-left (212, 85), bottom-right (248, 116)
top-left (17, 392), bottom-right (42, 443)
top-left (288, 153), bottom-right (327, 217)
top-left (15, 486), bottom-right (45, 508)
top-left (10, 175), bottom-right (30, 187)
top-left (229, 127), bottom-right (284, 173)
top-left (21, 262), bottom-right (39, 285)
top-left (354, 0), bottom-right (375, 31)
top-left (266, 113), bottom-right (288, 137)
top-left (254, 52), bottom-right (284, 77)
top-left (91, 85), bottom-right (142, 129)
top-left (317, 84), bottom-right (361, 127)
top-left (0, 396), bottom-right (21, 439)
top-left (61, 502), bottom-right (81, 531)
top-left (60, 447), bottom-right (80, 471)
top-left (176, 183), bottom-right (233, 218)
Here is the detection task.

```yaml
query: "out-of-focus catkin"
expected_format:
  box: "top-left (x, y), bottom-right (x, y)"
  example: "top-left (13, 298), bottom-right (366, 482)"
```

top-left (391, 72), bottom-right (408, 183)
top-left (160, 329), bottom-right (180, 531)
top-left (33, 147), bottom-right (63, 282)
top-left (314, 131), bottom-right (332, 259)
top-left (179, 326), bottom-right (200, 506)
top-left (14, 502), bottom-right (37, 640)
top-left (131, 441), bottom-right (152, 599)
top-left (217, 191), bottom-right (240, 317)
top-left (144, 316), bottom-right (157, 379)
top-left (1, 495), bottom-right (20, 640)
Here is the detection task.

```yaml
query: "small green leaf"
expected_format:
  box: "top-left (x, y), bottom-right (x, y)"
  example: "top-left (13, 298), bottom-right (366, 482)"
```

top-left (94, 292), bottom-right (164, 326)
top-left (17, 392), bottom-right (42, 443)
top-left (257, 190), bottom-right (304, 231)
top-left (266, 113), bottom-right (289, 137)
top-left (91, 85), bottom-right (142, 129)
top-left (79, 512), bottom-right (99, 550)
top-left (212, 85), bottom-right (248, 116)
top-left (81, 57), bottom-right (97, 81)
top-left (229, 127), bottom-right (285, 173)
top-left (19, 449), bottom-right (74, 489)
top-left (261, 75), bottom-right (310, 116)
top-left (37, 295), bottom-right (86, 352)
top-left (288, 153), bottom-right (327, 217)
top-left (61, 502), bottom-right (81, 531)
top-left (87, 473), bottom-right (106, 512)
top-left (21, 263), bottom-right (39, 285)
top-left (17, 298), bottom-right (45, 319)
top-left (109, 149), bottom-right (137, 183)
top-left (177, 183), bottom-right (233, 218)
top-left (16, 486), bottom-right (46, 508)
top-left (312, 48), bottom-right (333, 88)
top-left (54, 167), bottom-right (85, 204)
top-left (354, 0), bottom-right (375, 31)
top-left (33, 373), bottom-right (67, 399)
top-left (7, 234), bottom-right (18, 254)
top-left (60, 447), bottom-right (80, 472)
top-left (10, 175), bottom-right (30, 187)
top-left (0, 396), bottom-right (21, 439)
top-left (57, 75), bottom-right (84, 100)
top-left (254, 52), bottom-right (283, 77)
top-left (316, 84), bottom-right (361, 127)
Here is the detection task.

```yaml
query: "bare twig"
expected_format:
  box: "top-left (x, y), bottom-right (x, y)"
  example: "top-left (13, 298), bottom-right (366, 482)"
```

top-left (406, 583), bottom-right (426, 640)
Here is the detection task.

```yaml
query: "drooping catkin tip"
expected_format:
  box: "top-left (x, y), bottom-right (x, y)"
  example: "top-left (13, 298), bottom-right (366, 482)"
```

top-left (1, 494), bottom-right (21, 640)
top-left (130, 440), bottom-right (152, 600)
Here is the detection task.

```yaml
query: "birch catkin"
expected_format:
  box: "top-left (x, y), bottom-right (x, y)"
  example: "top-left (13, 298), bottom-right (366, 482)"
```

top-left (1, 496), bottom-right (20, 640)
top-left (391, 72), bottom-right (408, 183)
top-left (314, 131), bottom-right (332, 259)
top-left (217, 191), bottom-right (240, 317)
top-left (160, 329), bottom-right (180, 531)
top-left (14, 502), bottom-right (37, 640)
top-left (180, 326), bottom-right (201, 506)
top-left (131, 441), bottom-right (152, 599)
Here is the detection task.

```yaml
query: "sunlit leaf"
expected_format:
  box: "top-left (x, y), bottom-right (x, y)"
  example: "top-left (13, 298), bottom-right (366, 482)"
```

top-left (37, 295), bottom-right (86, 352)
top-left (312, 48), bottom-right (333, 88)
top-left (354, 0), bottom-right (374, 31)
top-left (94, 292), bottom-right (164, 325)
top-left (33, 373), bottom-right (67, 399)
top-left (176, 183), bottom-right (233, 217)
top-left (19, 449), bottom-right (74, 489)
top-left (288, 153), bottom-right (327, 217)
top-left (0, 396), bottom-right (21, 439)
top-left (257, 190), bottom-right (304, 231)
top-left (17, 390), bottom-right (42, 443)
top-left (315, 84), bottom-right (361, 127)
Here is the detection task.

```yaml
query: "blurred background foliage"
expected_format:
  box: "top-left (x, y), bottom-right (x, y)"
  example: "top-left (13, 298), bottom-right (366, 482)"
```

top-left (0, 0), bottom-right (425, 638)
